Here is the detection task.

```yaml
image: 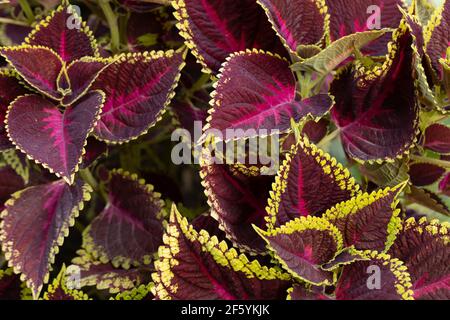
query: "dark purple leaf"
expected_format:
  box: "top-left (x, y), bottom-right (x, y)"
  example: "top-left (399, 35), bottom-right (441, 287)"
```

top-left (92, 51), bottom-right (184, 143)
top-left (331, 26), bottom-right (419, 162)
top-left (83, 170), bottom-right (165, 268)
top-left (152, 205), bottom-right (291, 300)
top-left (206, 51), bottom-right (332, 139)
top-left (0, 268), bottom-right (31, 300)
top-left (256, 216), bottom-right (342, 285)
top-left (0, 166), bottom-right (25, 211)
top-left (388, 218), bottom-right (450, 300)
top-left (0, 178), bottom-right (92, 298)
top-left (257, 0), bottom-right (327, 54)
top-left (409, 162), bottom-right (446, 187)
top-left (267, 136), bottom-right (360, 229)
top-left (424, 124), bottom-right (450, 154)
top-left (0, 45), bottom-right (63, 100)
top-left (335, 251), bottom-right (414, 300)
top-left (25, 4), bottom-right (98, 62)
top-left (173, 0), bottom-right (285, 73)
top-left (322, 183), bottom-right (406, 251)
top-left (6, 92), bottom-right (104, 184)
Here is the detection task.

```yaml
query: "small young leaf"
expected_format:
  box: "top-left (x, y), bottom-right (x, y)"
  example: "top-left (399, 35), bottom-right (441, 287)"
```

top-left (409, 162), bottom-right (446, 187)
top-left (424, 124), bottom-right (450, 154)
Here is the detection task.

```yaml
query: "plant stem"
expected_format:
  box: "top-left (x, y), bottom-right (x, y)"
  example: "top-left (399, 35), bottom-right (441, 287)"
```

top-left (79, 168), bottom-right (99, 191)
top-left (99, 0), bottom-right (120, 53)
top-left (411, 155), bottom-right (450, 169)
top-left (18, 0), bottom-right (34, 23)
top-left (0, 17), bottom-right (30, 27)
top-left (318, 129), bottom-right (340, 149)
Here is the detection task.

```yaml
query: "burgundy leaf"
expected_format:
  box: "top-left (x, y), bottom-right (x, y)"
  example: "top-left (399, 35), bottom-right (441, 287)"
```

top-left (206, 51), bottom-right (332, 139)
top-left (257, 0), bottom-right (327, 54)
top-left (439, 173), bottom-right (450, 196)
top-left (84, 169), bottom-right (166, 268)
top-left (335, 251), bottom-right (414, 300)
top-left (409, 162), bottom-right (446, 187)
top-left (326, 0), bottom-right (404, 55)
top-left (173, 0), bottom-right (285, 73)
top-left (388, 218), bottom-right (450, 300)
top-left (152, 205), bottom-right (291, 300)
top-left (79, 137), bottom-right (108, 169)
top-left (267, 136), bottom-right (360, 229)
top-left (0, 71), bottom-right (29, 150)
top-left (0, 45), bottom-right (63, 100)
top-left (256, 216), bottom-right (342, 285)
top-left (0, 178), bottom-right (92, 298)
top-left (322, 183), bottom-right (406, 252)
top-left (301, 119), bottom-right (329, 144)
top-left (425, 0), bottom-right (450, 78)
top-left (6, 92), bottom-right (104, 184)
top-left (3, 24), bottom-right (32, 45)
top-left (424, 124), bottom-right (450, 154)
top-left (59, 57), bottom-right (110, 106)
top-left (0, 166), bottom-right (25, 211)
top-left (43, 265), bottom-right (90, 300)
top-left (331, 26), bottom-right (419, 162)
top-left (200, 155), bottom-right (274, 253)
top-left (407, 185), bottom-right (450, 217)
top-left (92, 51), bottom-right (184, 143)
top-left (25, 4), bottom-right (98, 62)
top-left (0, 268), bottom-right (31, 300)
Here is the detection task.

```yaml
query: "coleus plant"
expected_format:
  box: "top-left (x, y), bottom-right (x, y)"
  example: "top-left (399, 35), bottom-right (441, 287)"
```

top-left (0, 0), bottom-right (449, 301)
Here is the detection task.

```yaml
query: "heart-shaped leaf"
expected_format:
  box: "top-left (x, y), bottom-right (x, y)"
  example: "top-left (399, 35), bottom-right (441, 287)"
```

top-left (25, 4), bottom-right (99, 62)
top-left (92, 51), bottom-right (184, 143)
top-left (388, 217), bottom-right (450, 300)
top-left (0, 178), bottom-right (92, 299)
top-left (424, 0), bottom-right (450, 78)
top-left (266, 136), bottom-right (361, 229)
top-left (151, 205), bottom-right (291, 300)
top-left (326, 0), bottom-right (404, 55)
top-left (172, 0), bottom-right (285, 73)
top-left (43, 265), bottom-right (91, 300)
top-left (0, 45), bottom-right (63, 100)
top-left (330, 25), bottom-right (419, 162)
top-left (256, 216), bottom-right (343, 285)
top-left (0, 71), bottom-right (29, 151)
top-left (6, 91), bottom-right (105, 184)
top-left (256, 0), bottom-right (327, 54)
top-left (322, 182), bottom-right (406, 252)
top-left (335, 250), bottom-right (414, 300)
top-left (205, 50), bottom-right (332, 140)
top-left (83, 169), bottom-right (166, 268)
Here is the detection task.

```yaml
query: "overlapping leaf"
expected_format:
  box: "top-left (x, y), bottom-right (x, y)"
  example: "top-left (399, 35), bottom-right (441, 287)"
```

top-left (388, 218), bottom-right (449, 300)
top-left (24, 3), bottom-right (99, 62)
top-left (6, 91), bottom-right (105, 184)
top-left (0, 178), bottom-right (92, 298)
top-left (322, 182), bottom-right (406, 252)
top-left (0, 71), bottom-right (29, 150)
top-left (83, 169), bottom-right (166, 268)
top-left (424, 124), bottom-right (450, 154)
top-left (152, 205), bottom-right (291, 300)
top-left (326, 0), bottom-right (404, 55)
top-left (330, 25), bottom-right (419, 162)
top-left (266, 136), bottom-right (360, 229)
top-left (409, 162), bottom-right (446, 186)
top-left (256, 216), bottom-right (342, 285)
top-left (256, 0), bottom-right (327, 54)
top-left (92, 51), bottom-right (184, 143)
top-left (424, 0), bottom-right (450, 78)
top-left (200, 153), bottom-right (275, 253)
top-left (172, 0), bottom-right (284, 73)
top-left (205, 50), bottom-right (332, 140)
top-left (335, 251), bottom-right (414, 300)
